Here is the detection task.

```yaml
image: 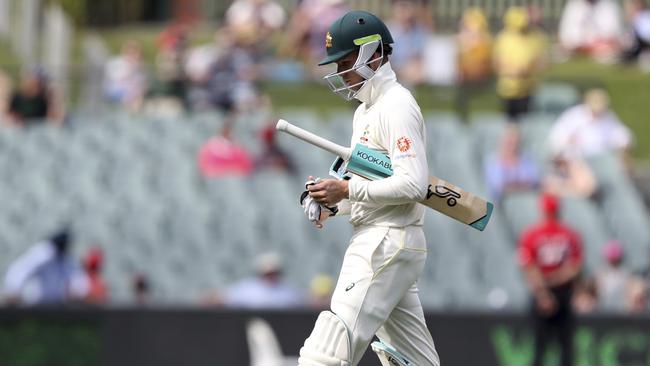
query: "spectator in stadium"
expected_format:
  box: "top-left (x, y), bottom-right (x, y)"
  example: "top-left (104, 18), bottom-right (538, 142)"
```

top-left (281, 0), bottom-right (349, 74)
top-left (6, 67), bottom-right (62, 126)
top-left (548, 88), bottom-right (633, 167)
top-left (626, 276), bottom-right (648, 313)
top-left (82, 247), bottom-right (108, 305)
top-left (221, 252), bottom-right (305, 309)
top-left (543, 152), bottom-right (598, 199)
top-left (224, 0), bottom-right (286, 55)
top-left (518, 193), bottom-right (583, 366)
top-left (187, 28), bottom-right (260, 113)
top-left (132, 273), bottom-right (151, 306)
top-left (198, 122), bottom-right (254, 178)
top-left (0, 70), bottom-right (10, 116)
top-left (386, 0), bottom-right (430, 86)
top-left (3, 229), bottom-right (89, 306)
top-left (103, 40), bottom-right (147, 112)
top-left (622, 0), bottom-right (650, 65)
top-left (594, 240), bottom-right (631, 312)
top-left (455, 7), bottom-right (493, 122)
top-left (254, 123), bottom-right (296, 174)
top-left (527, 3), bottom-right (547, 32)
top-left (144, 25), bottom-right (189, 117)
top-left (484, 125), bottom-right (540, 202)
top-left (493, 7), bottom-right (548, 122)
top-left (572, 277), bottom-right (599, 314)
top-left (558, 0), bottom-right (625, 62)
top-left (308, 274), bottom-right (334, 309)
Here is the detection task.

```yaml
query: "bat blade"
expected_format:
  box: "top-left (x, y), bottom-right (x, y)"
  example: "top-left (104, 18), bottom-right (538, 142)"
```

top-left (422, 179), bottom-right (493, 231)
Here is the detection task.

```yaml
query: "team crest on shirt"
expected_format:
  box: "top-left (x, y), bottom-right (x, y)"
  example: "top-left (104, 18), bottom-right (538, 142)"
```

top-left (360, 124), bottom-right (370, 143)
top-left (397, 136), bottom-right (412, 152)
top-left (325, 32), bottom-right (333, 48)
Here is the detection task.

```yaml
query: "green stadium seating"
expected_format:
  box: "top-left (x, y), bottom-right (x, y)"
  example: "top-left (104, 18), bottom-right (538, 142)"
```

top-left (0, 108), bottom-right (646, 310)
top-left (532, 82), bottom-right (581, 115)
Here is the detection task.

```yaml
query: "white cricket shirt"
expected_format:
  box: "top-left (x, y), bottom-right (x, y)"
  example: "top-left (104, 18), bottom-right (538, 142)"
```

top-left (338, 62), bottom-right (429, 227)
top-left (548, 104), bottom-right (632, 158)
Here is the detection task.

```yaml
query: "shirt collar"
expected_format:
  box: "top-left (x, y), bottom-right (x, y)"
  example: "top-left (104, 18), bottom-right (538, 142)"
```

top-left (354, 62), bottom-right (397, 106)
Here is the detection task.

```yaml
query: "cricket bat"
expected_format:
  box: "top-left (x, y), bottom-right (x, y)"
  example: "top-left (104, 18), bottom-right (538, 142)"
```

top-left (276, 119), bottom-right (494, 231)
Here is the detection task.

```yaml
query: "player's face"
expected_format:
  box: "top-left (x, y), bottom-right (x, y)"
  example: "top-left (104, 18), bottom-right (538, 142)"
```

top-left (323, 45), bottom-right (384, 101)
top-left (336, 51), bottom-right (364, 90)
top-left (335, 50), bottom-right (383, 91)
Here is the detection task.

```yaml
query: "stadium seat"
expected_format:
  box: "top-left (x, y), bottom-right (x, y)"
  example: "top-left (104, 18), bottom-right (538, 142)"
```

top-left (278, 109), bottom-right (321, 134)
top-left (2, 109), bottom-right (646, 309)
top-left (428, 115), bottom-right (486, 195)
top-left (501, 191), bottom-right (541, 241)
top-left (561, 197), bottom-right (612, 273)
top-left (518, 113), bottom-right (555, 164)
top-left (468, 112), bottom-right (507, 162)
top-left (532, 82), bottom-right (581, 115)
top-left (586, 154), bottom-right (650, 271)
top-left (327, 110), bottom-right (354, 145)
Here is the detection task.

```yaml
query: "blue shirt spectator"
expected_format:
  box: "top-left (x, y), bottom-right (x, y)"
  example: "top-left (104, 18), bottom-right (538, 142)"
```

top-left (3, 230), bottom-right (89, 306)
top-left (484, 126), bottom-right (540, 201)
top-left (221, 252), bottom-right (305, 309)
top-left (387, 0), bottom-right (430, 86)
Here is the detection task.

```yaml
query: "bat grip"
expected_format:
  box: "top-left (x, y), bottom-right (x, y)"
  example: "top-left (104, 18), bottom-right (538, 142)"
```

top-left (276, 119), bottom-right (351, 160)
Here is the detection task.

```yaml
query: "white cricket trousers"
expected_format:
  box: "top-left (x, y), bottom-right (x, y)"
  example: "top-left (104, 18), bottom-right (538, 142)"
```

top-left (331, 224), bottom-right (440, 366)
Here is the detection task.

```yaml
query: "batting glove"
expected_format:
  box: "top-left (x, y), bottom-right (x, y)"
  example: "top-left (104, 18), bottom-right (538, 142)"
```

top-left (300, 178), bottom-right (338, 223)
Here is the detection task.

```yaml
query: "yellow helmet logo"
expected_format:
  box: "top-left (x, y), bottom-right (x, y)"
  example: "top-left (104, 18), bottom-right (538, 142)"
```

top-left (325, 32), bottom-right (333, 48)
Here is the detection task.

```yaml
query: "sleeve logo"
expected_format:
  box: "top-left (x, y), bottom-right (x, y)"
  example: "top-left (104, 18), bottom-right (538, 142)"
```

top-left (396, 136), bottom-right (412, 152)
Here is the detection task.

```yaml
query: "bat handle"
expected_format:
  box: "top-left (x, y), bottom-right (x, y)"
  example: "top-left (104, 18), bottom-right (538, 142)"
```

top-left (276, 119), bottom-right (351, 160)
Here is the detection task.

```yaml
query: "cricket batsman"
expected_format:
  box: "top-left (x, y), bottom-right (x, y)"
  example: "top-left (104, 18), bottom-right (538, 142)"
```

top-left (297, 10), bottom-right (441, 366)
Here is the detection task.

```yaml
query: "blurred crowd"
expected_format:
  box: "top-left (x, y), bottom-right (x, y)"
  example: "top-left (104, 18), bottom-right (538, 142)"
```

top-left (0, 0), bottom-right (648, 314)
top-left (2, 228), bottom-right (151, 307)
top-left (485, 88), bottom-right (632, 204)
top-left (0, 0), bottom-right (648, 126)
top-left (0, 227), bottom-right (333, 309)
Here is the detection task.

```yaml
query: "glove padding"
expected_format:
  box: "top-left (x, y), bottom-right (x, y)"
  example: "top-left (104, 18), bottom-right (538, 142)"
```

top-left (300, 179), bottom-right (338, 224)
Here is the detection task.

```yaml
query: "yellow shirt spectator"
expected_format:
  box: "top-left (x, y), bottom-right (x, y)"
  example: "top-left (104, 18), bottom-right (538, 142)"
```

top-left (458, 8), bottom-right (493, 83)
top-left (493, 8), bottom-right (548, 99)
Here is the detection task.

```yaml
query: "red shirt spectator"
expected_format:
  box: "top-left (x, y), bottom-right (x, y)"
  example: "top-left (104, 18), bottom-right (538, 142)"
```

top-left (518, 194), bottom-right (582, 278)
top-left (518, 193), bottom-right (582, 366)
top-left (83, 247), bottom-right (108, 305)
top-left (198, 127), bottom-right (254, 178)
top-left (254, 125), bottom-right (295, 174)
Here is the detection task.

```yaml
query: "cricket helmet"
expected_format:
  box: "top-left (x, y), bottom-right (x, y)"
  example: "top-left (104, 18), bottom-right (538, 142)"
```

top-left (319, 10), bottom-right (394, 100)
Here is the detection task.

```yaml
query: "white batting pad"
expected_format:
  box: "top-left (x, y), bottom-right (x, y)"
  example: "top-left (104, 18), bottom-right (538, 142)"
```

top-left (298, 311), bottom-right (351, 366)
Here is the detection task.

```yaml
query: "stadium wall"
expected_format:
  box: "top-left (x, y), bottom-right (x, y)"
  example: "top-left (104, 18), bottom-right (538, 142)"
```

top-left (0, 308), bottom-right (649, 366)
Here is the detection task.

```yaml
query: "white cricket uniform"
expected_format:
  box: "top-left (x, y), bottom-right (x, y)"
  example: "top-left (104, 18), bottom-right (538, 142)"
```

top-left (330, 62), bottom-right (440, 366)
